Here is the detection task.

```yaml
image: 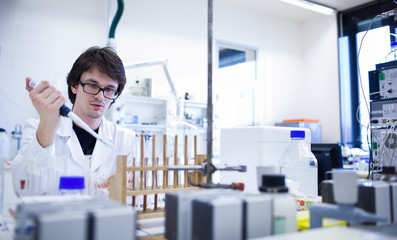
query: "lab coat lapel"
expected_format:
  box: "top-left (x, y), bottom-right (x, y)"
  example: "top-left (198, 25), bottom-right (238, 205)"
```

top-left (68, 132), bottom-right (86, 169)
top-left (59, 117), bottom-right (86, 169)
top-left (90, 118), bottom-right (114, 172)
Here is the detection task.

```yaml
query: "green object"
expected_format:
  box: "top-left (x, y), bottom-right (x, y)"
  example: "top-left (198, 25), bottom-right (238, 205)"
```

top-left (379, 72), bottom-right (385, 80)
top-left (108, 0), bottom-right (124, 39)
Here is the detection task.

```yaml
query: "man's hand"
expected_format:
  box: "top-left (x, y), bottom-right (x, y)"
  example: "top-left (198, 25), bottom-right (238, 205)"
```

top-left (26, 77), bottom-right (67, 148)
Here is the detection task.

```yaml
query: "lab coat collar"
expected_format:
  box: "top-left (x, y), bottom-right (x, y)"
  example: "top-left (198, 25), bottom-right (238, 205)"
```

top-left (57, 116), bottom-right (116, 172)
top-left (58, 117), bottom-right (87, 170)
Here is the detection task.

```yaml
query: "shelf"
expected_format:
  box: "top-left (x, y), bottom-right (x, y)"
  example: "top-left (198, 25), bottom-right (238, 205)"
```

top-left (124, 124), bottom-right (167, 133)
top-left (122, 96), bottom-right (167, 105)
top-left (184, 101), bottom-right (207, 109)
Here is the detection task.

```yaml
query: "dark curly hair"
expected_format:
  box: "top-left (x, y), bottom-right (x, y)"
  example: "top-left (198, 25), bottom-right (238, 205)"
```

top-left (67, 46), bottom-right (126, 104)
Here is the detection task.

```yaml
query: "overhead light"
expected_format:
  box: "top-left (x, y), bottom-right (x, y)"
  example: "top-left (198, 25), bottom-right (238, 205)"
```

top-left (280, 0), bottom-right (337, 16)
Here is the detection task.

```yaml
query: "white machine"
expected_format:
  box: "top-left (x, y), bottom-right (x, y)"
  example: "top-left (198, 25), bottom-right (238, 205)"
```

top-left (220, 126), bottom-right (311, 193)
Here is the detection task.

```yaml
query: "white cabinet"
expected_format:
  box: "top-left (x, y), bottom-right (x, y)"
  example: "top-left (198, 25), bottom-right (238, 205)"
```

top-left (183, 100), bottom-right (207, 131)
top-left (110, 97), bottom-right (208, 139)
top-left (111, 96), bottom-right (168, 134)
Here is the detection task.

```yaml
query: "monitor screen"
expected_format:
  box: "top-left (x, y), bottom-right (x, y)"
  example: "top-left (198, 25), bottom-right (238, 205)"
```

top-left (311, 143), bottom-right (343, 194)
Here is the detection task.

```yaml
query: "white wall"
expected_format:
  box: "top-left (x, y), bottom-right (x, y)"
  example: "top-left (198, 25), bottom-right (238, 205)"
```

top-left (302, 15), bottom-right (340, 143)
top-left (0, 0), bottom-right (341, 153)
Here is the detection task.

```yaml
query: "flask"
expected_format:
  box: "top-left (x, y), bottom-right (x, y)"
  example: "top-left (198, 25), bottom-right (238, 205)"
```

top-left (59, 176), bottom-right (85, 195)
top-left (259, 174), bottom-right (296, 235)
top-left (279, 130), bottom-right (318, 197)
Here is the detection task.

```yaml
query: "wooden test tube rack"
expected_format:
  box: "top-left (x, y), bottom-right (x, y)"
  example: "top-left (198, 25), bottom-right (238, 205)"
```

top-left (109, 134), bottom-right (204, 219)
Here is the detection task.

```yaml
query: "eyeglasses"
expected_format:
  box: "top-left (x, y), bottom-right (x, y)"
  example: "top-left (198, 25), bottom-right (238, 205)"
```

top-left (78, 81), bottom-right (119, 100)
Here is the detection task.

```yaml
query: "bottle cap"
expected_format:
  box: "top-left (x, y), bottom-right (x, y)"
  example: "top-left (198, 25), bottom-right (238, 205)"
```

top-left (290, 130), bottom-right (305, 138)
top-left (59, 176), bottom-right (85, 190)
top-left (259, 174), bottom-right (288, 193)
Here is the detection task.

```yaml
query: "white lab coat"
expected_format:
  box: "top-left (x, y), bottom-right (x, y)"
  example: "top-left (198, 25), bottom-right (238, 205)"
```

top-left (11, 116), bottom-right (136, 197)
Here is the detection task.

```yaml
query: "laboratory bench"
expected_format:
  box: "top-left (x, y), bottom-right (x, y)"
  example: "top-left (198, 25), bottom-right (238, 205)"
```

top-left (1, 207), bottom-right (396, 240)
top-left (136, 219), bottom-right (397, 240)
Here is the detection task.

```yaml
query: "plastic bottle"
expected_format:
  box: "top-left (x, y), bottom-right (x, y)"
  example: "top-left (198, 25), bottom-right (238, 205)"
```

top-left (259, 174), bottom-right (296, 235)
top-left (279, 130), bottom-right (318, 197)
top-left (59, 176), bottom-right (85, 195)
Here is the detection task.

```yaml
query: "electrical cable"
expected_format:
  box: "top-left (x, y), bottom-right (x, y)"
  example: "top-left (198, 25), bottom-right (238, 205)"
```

top-left (355, 90), bottom-right (388, 128)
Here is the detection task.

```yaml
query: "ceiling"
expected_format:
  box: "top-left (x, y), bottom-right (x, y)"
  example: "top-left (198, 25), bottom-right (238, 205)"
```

top-left (217, 0), bottom-right (375, 21)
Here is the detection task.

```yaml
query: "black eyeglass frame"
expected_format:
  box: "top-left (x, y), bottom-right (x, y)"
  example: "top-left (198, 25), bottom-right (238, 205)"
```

top-left (78, 80), bottom-right (119, 100)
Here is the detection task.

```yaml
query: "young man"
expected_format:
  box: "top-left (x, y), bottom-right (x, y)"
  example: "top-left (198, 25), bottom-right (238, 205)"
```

top-left (11, 47), bottom-right (136, 197)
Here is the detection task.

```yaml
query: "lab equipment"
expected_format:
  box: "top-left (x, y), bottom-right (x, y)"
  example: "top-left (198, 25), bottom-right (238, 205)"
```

top-left (15, 195), bottom-right (136, 240)
top-left (375, 166), bottom-right (397, 182)
top-left (369, 99), bottom-right (397, 127)
top-left (369, 60), bottom-right (397, 101)
top-left (280, 130), bottom-right (318, 197)
top-left (368, 61), bottom-right (397, 176)
top-left (165, 189), bottom-right (272, 240)
top-left (220, 126), bottom-right (311, 193)
top-left (259, 174), bottom-right (297, 235)
top-left (192, 196), bottom-right (243, 240)
top-left (310, 169), bottom-right (386, 229)
top-left (28, 79), bottom-right (118, 154)
top-left (358, 180), bottom-right (392, 225)
top-left (238, 194), bottom-right (272, 238)
top-left (165, 189), bottom-right (240, 240)
top-left (311, 143), bottom-right (343, 194)
top-left (58, 176), bottom-right (85, 195)
top-left (167, 161), bottom-right (246, 191)
top-left (371, 128), bottom-right (397, 174)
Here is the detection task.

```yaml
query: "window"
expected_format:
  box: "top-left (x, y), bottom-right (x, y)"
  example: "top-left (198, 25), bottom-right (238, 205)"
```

top-left (338, 0), bottom-right (397, 149)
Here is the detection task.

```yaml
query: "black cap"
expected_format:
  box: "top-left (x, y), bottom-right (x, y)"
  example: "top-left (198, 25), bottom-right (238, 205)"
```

top-left (325, 171), bottom-right (333, 180)
top-left (259, 174), bottom-right (288, 193)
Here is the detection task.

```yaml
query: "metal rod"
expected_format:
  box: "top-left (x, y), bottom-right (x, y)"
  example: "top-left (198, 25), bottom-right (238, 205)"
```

top-left (206, 0), bottom-right (213, 184)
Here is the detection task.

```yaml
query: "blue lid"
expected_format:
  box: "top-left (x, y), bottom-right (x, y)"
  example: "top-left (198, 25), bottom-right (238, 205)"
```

top-left (290, 130), bottom-right (305, 138)
top-left (391, 41), bottom-right (397, 48)
top-left (59, 176), bottom-right (85, 190)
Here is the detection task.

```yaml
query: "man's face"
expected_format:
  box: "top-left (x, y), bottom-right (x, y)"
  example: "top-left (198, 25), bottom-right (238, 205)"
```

top-left (71, 67), bottom-right (118, 121)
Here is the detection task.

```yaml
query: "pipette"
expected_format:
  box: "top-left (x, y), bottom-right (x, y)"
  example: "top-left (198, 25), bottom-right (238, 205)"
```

top-left (28, 79), bottom-right (119, 154)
